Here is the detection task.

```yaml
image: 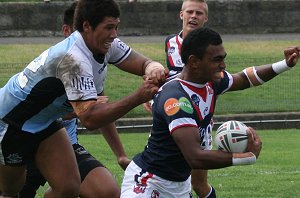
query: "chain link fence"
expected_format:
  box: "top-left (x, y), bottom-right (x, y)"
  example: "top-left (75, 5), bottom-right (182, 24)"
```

top-left (1, 57), bottom-right (299, 118)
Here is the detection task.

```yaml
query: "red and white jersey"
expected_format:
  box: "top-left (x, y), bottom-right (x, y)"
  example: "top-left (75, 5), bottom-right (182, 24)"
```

top-left (165, 31), bottom-right (184, 77)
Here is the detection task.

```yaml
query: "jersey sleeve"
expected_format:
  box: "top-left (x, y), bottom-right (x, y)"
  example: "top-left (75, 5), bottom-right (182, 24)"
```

top-left (57, 53), bottom-right (97, 101)
top-left (107, 38), bottom-right (132, 65)
top-left (153, 82), bottom-right (198, 134)
top-left (214, 71), bottom-right (234, 95)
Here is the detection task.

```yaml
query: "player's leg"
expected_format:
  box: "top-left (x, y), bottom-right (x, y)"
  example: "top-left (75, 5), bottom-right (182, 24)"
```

top-left (19, 161), bottom-right (47, 198)
top-left (0, 124), bottom-right (29, 196)
top-left (80, 167), bottom-right (120, 198)
top-left (0, 165), bottom-right (26, 197)
top-left (73, 144), bottom-right (120, 198)
top-left (36, 128), bottom-right (80, 198)
top-left (191, 169), bottom-right (216, 198)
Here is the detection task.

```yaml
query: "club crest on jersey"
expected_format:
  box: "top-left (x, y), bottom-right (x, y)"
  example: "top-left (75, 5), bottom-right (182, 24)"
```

top-left (164, 97), bottom-right (193, 116)
top-left (151, 190), bottom-right (160, 198)
top-left (168, 47), bottom-right (175, 55)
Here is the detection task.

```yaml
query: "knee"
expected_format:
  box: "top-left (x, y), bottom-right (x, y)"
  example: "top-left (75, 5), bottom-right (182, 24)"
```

top-left (46, 179), bottom-right (81, 197)
top-left (93, 184), bottom-right (120, 198)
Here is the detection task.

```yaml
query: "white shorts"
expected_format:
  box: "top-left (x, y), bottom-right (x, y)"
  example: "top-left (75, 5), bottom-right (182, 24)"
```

top-left (121, 161), bottom-right (193, 198)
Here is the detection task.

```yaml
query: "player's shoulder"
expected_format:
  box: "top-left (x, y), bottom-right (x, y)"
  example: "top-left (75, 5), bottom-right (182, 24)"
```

top-left (157, 79), bottom-right (183, 99)
top-left (165, 33), bottom-right (177, 43)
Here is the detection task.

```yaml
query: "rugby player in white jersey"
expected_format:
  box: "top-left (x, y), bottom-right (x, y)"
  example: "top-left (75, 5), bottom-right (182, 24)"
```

top-left (121, 27), bottom-right (300, 198)
top-left (19, 2), bottom-right (131, 198)
top-left (0, 0), bottom-right (167, 197)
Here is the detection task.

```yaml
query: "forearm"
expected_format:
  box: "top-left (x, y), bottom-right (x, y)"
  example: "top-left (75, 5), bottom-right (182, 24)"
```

top-left (188, 150), bottom-right (256, 170)
top-left (76, 91), bottom-right (143, 130)
top-left (101, 122), bottom-right (127, 159)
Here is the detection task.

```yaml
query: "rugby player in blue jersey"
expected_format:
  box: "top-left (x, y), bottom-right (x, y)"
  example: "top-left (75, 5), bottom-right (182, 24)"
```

top-left (0, 0), bottom-right (167, 197)
top-left (121, 27), bottom-right (300, 197)
top-left (19, 2), bottom-right (131, 198)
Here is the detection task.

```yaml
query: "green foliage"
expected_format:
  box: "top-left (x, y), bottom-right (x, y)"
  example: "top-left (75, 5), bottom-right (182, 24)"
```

top-left (36, 130), bottom-right (300, 197)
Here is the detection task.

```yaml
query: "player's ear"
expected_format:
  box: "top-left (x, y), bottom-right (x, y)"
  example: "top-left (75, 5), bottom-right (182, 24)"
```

top-left (62, 24), bottom-right (72, 37)
top-left (82, 21), bottom-right (92, 33)
top-left (179, 11), bottom-right (183, 20)
top-left (204, 16), bottom-right (208, 23)
top-left (188, 55), bottom-right (200, 68)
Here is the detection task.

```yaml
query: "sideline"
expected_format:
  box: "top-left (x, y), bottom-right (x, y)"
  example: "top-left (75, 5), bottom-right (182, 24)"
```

top-left (0, 33), bottom-right (299, 45)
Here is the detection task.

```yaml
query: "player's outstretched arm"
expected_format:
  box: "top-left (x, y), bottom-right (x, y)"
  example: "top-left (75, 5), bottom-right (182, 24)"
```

top-left (172, 126), bottom-right (262, 170)
top-left (100, 123), bottom-right (130, 170)
top-left (70, 77), bottom-right (159, 130)
top-left (116, 50), bottom-right (168, 86)
top-left (229, 46), bottom-right (300, 91)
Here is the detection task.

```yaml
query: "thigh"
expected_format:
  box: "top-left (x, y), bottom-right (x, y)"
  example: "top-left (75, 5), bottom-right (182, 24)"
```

top-left (35, 128), bottom-right (80, 190)
top-left (0, 164), bottom-right (26, 195)
top-left (121, 161), bottom-right (192, 198)
top-left (73, 144), bottom-right (120, 198)
top-left (80, 167), bottom-right (120, 198)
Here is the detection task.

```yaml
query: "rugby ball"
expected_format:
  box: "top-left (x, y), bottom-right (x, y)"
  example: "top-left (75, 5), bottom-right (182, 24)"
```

top-left (215, 120), bottom-right (248, 153)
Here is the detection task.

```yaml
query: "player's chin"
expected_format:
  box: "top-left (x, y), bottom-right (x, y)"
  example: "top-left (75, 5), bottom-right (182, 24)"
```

top-left (212, 73), bottom-right (223, 82)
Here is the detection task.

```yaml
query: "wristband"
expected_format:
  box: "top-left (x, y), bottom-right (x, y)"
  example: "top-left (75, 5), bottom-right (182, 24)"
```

top-left (145, 61), bottom-right (165, 76)
top-left (243, 67), bottom-right (265, 87)
top-left (271, 60), bottom-right (291, 74)
top-left (232, 152), bottom-right (256, 166)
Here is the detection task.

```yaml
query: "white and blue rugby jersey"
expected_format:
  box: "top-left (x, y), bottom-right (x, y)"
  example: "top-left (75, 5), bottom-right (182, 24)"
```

top-left (133, 71), bottom-right (233, 182)
top-left (0, 31), bottom-right (131, 133)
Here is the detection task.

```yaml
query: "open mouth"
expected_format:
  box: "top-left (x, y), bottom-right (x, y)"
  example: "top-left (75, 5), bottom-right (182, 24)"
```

top-left (188, 21), bottom-right (198, 27)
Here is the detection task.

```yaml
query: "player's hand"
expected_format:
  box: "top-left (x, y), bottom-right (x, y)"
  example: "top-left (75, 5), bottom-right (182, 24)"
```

top-left (117, 156), bottom-right (131, 170)
top-left (143, 100), bottom-right (153, 114)
top-left (245, 127), bottom-right (262, 158)
top-left (137, 76), bottom-right (159, 103)
top-left (145, 61), bottom-right (168, 86)
top-left (284, 46), bottom-right (300, 67)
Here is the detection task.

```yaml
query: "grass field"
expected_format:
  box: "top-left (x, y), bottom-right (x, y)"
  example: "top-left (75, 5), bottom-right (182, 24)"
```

top-left (36, 129), bottom-right (300, 197)
top-left (0, 40), bottom-right (300, 117)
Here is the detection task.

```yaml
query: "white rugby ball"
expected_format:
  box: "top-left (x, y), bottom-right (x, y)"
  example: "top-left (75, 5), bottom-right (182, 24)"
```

top-left (215, 120), bottom-right (248, 153)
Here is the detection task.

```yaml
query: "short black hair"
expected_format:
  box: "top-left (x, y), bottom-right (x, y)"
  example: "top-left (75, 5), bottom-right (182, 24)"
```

top-left (74, 0), bottom-right (120, 32)
top-left (181, 27), bottom-right (223, 64)
top-left (63, 1), bottom-right (77, 26)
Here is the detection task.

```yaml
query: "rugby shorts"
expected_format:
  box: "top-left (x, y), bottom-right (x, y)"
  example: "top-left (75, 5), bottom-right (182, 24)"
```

top-left (72, 143), bottom-right (104, 181)
top-left (121, 161), bottom-right (193, 198)
top-left (0, 119), bottom-right (63, 166)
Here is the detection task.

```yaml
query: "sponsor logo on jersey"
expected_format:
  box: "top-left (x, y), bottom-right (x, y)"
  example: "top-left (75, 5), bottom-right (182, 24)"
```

top-left (72, 76), bottom-right (94, 90)
top-left (175, 59), bottom-right (183, 66)
top-left (117, 40), bottom-right (127, 51)
top-left (168, 47), bottom-right (175, 55)
top-left (98, 63), bottom-right (107, 74)
top-left (164, 97), bottom-right (193, 116)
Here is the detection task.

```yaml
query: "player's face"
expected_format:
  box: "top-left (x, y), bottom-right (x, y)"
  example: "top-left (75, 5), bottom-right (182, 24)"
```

top-left (84, 17), bottom-right (120, 55)
top-left (196, 44), bottom-right (227, 83)
top-left (180, 1), bottom-right (208, 37)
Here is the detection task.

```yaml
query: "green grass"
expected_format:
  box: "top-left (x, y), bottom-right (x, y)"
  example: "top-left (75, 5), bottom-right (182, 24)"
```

top-left (1, 40), bottom-right (300, 117)
top-left (36, 129), bottom-right (300, 197)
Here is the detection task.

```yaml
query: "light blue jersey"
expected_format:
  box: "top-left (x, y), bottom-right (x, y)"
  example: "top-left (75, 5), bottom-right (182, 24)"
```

top-left (0, 31), bottom-right (131, 133)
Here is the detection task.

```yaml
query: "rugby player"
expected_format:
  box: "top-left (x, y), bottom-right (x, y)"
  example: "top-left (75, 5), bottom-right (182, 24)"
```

top-left (0, 0), bottom-right (167, 197)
